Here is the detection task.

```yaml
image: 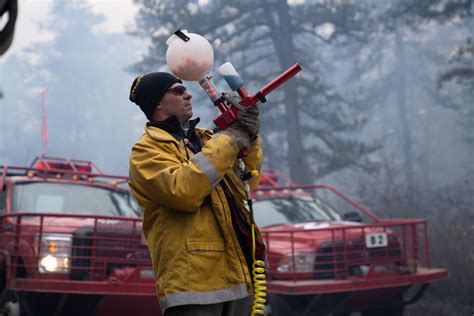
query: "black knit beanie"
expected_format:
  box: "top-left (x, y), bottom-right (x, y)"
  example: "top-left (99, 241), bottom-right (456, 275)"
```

top-left (129, 72), bottom-right (182, 120)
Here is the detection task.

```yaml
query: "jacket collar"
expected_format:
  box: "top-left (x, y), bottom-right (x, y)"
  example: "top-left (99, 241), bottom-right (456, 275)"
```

top-left (146, 116), bottom-right (201, 142)
top-left (147, 116), bottom-right (185, 139)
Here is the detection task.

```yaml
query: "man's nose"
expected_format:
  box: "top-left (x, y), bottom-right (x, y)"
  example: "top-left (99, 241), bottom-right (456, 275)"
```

top-left (184, 91), bottom-right (192, 100)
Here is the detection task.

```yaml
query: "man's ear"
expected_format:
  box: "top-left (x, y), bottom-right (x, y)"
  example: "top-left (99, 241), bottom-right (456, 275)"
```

top-left (155, 103), bottom-right (162, 110)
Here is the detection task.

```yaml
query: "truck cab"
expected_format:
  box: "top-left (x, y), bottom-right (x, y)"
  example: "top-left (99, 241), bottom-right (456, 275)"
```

top-left (250, 170), bottom-right (448, 316)
top-left (0, 156), bottom-right (157, 316)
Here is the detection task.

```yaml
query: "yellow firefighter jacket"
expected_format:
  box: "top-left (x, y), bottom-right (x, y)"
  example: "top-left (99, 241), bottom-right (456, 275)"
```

top-left (128, 124), bottom-right (263, 314)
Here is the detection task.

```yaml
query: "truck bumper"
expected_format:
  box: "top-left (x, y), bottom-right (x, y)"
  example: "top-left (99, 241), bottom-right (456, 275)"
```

top-left (7, 267), bottom-right (156, 296)
top-left (267, 267), bottom-right (448, 295)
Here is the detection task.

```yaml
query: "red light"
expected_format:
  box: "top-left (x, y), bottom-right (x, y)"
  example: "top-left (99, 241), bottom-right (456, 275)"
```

top-left (36, 162), bottom-right (72, 170)
top-left (76, 165), bottom-right (92, 173)
top-left (35, 162), bottom-right (48, 170)
top-left (35, 162), bottom-right (91, 173)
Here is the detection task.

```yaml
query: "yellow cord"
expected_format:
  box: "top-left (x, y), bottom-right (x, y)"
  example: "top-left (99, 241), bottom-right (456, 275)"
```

top-left (251, 223), bottom-right (267, 316)
top-left (239, 163), bottom-right (266, 315)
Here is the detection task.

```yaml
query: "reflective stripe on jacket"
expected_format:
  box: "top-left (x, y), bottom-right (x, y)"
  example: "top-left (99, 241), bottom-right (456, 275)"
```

top-left (129, 125), bottom-right (263, 314)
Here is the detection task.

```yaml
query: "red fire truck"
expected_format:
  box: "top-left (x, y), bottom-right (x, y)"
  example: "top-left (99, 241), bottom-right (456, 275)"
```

top-left (0, 156), bottom-right (157, 316)
top-left (0, 157), bottom-right (447, 316)
top-left (252, 170), bottom-right (448, 316)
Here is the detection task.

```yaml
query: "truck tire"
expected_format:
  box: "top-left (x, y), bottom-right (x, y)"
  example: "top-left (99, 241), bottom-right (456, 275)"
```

top-left (0, 260), bottom-right (16, 316)
top-left (0, 299), bottom-right (20, 316)
top-left (0, 291), bottom-right (29, 316)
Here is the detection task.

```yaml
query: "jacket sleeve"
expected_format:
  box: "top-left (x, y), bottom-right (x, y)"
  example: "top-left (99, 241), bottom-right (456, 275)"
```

top-left (242, 136), bottom-right (263, 191)
top-left (130, 134), bottom-right (240, 212)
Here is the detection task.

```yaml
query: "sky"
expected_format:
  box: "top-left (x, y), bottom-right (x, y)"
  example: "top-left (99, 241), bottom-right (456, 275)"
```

top-left (4, 0), bottom-right (138, 59)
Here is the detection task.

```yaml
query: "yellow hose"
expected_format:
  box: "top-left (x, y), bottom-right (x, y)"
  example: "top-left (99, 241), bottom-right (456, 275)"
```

top-left (251, 223), bottom-right (267, 316)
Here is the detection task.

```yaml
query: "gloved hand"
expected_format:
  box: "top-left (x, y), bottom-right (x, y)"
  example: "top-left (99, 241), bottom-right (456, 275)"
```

top-left (217, 123), bottom-right (251, 150)
top-left (237, 106), bottom-right (260, 140)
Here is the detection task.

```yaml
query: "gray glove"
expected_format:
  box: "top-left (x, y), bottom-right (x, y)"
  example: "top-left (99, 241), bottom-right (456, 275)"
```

top-left (217, 123), bottom-right (251, 150)
top-left (237, 106), bottom-right (260, 140)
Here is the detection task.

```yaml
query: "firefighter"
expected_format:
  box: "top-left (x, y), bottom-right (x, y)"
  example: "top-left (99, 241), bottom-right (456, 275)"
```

top-left (128, 72), bottom-right (264, 316)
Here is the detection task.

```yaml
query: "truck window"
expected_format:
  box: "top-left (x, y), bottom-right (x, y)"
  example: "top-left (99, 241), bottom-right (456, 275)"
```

top-left (0, 187), bottom-right (5, 212)
top-left (11, 182), bottom-right (141, 218)
top-left (253, 196), bottom-right (342, 228)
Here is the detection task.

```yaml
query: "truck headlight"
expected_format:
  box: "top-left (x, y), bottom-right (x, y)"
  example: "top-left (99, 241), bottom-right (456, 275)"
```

top-left (35, 234), bottom-right (72, 273)
top-left (277, 252), bottom-right (315, 273)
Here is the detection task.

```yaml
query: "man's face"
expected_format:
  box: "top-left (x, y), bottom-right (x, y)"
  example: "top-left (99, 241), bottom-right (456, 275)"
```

top-left (157, 82), bottom-right (193, 123)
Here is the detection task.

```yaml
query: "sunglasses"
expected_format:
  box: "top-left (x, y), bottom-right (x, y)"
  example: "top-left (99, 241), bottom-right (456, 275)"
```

top-left (166, 85), bottom-right (188, 96)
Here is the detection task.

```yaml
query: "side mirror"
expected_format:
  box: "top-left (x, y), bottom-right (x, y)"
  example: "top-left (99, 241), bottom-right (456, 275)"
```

top-left (343, 212), bottom-right (362, 223)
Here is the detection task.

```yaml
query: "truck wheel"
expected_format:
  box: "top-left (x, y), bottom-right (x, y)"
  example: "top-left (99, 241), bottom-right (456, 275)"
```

top-left (0, 300), bottom-right (20, 316)
top-left (0, 292), bottom-right (23, 316)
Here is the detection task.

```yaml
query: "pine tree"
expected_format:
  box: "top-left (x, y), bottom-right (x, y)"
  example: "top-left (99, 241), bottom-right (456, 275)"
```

top-left (130, 0), bottom-right (378, 183)
top-left (384, 0), bottom-right (473, 146)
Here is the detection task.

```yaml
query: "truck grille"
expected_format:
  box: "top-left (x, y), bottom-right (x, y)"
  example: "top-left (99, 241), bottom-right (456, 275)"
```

top-left (263, 219), bottom-right (430, 281)
top-left (2, 213), bottom-right (155, 295)
top-left (314, 239), bottom-right (403, 280)
top-left (71, 224), bottom-right (151, 280)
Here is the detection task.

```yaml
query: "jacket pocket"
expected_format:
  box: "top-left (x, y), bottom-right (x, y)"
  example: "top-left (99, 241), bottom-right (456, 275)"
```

top-left (186, 238), bottom-right (227, 290)
top-left (186, 238), bottom-right (225, 253)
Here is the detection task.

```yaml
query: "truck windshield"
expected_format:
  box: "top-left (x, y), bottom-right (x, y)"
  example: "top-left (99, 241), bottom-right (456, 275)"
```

top-left (253, 196), bottom-right (342, 228)
top-left (11, 182), bottom-right (141, 218)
